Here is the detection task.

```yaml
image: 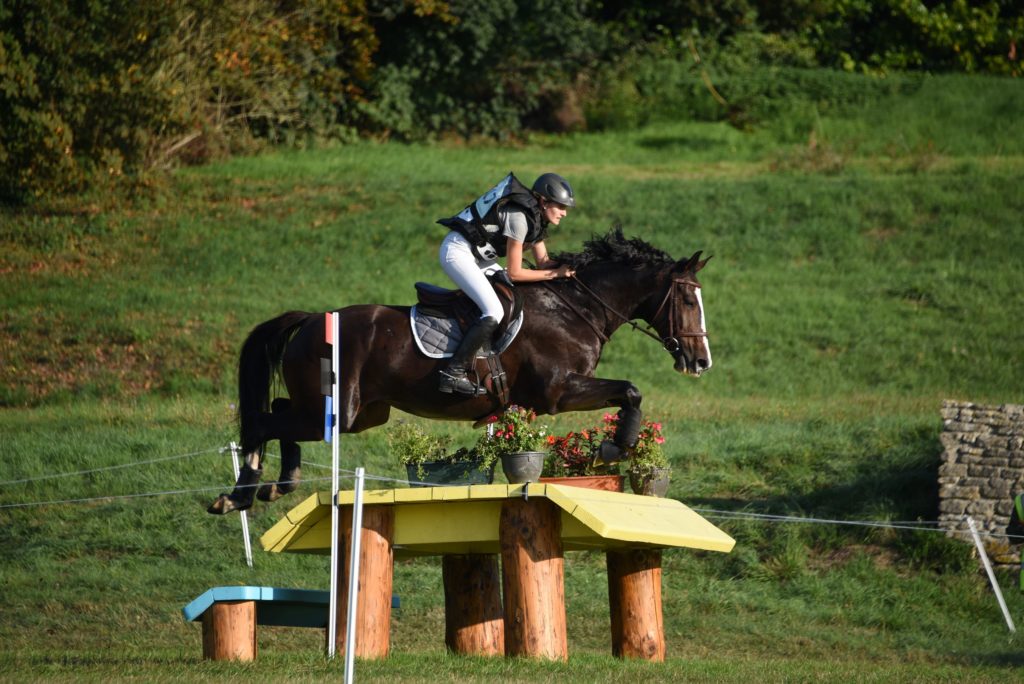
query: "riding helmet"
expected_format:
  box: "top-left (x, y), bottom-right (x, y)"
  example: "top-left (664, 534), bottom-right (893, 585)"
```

top-left (532, 173), bottom-right (575, 208)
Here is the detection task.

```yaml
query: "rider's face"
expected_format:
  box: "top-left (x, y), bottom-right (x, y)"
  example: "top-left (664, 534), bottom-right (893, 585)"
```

top-left (541, 199), bottom-right (569, 225)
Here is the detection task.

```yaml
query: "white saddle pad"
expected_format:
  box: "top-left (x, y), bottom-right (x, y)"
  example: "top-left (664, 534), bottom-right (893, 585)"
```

top-left (410, 306), bottom-right (523, 359)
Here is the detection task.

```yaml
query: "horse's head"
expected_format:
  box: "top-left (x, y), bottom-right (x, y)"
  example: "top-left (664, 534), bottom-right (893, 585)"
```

top-left (652, 251), bottom-right (712, 377)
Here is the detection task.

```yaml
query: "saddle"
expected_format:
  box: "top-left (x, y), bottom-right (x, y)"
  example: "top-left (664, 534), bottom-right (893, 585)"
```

top-left (413, 272), bottom-right (523, 337)
top-left (410, 273), bottom-right (524, 408)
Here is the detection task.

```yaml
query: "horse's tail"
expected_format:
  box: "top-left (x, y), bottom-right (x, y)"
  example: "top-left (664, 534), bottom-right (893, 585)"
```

top-left (237, 311), bottom-right (315, 453)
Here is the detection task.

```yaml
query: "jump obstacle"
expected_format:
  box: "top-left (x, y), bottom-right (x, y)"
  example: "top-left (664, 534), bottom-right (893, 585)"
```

top-left (189, 312), bottom-right (736, 663)
top-left (259, 483), bottom-right (735, 661)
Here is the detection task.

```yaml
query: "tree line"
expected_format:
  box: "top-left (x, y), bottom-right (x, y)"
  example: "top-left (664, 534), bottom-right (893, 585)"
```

top-left (2, 0), bottom-right (1020, 203)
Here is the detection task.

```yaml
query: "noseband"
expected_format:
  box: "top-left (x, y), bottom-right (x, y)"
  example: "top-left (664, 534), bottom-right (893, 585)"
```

top-left (564, 275), bottom-right (707, 354)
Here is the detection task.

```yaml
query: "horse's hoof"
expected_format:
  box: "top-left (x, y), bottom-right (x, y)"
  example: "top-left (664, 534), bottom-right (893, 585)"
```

top-left (596, 440), bottom-right (627, 466)
top-left (207, 494), bottom-right (250, 515)
top-left (257, 483), bottom-right (283, 502)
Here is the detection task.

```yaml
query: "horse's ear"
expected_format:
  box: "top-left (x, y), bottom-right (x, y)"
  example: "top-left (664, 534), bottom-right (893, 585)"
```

top-left (674, 251), bottom-right (703, 274)
top-left (696, 254), bottom-right (712, 272)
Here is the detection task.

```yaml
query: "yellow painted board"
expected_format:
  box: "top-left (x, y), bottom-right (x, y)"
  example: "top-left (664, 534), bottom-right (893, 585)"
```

top-left (469, 484), bottom-right (518, 499)
top-left (262, 518), bottom-right (313, 553)
top-left (281, 521), bottom-right (333, 553)
top-left (263, 485), bottom-right (734, 555)
top-left (336, 489), bottom-right (398, 505)
top-left (284, 491), bottom-right (330, 526)
top-left (543, 484), bottom-right (735, 553)
top-left (393, 501), bottom-right (502, 548)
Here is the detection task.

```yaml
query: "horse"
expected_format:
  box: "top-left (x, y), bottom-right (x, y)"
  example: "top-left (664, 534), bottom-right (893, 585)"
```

top-left (208, 228), bottom-right (711, 514)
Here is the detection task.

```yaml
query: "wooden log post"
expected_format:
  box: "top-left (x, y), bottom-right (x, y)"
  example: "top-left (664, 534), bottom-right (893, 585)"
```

top-left (606, 548), bottom-right (665, 661)
top-left (334, 504), bottom-right (395, 659)
top-left (499, 498), bottom-right (567, 661)
top-left (201, 600), bottom-right (256, 661)
top-left (442, 554), bottom-right (505, 656)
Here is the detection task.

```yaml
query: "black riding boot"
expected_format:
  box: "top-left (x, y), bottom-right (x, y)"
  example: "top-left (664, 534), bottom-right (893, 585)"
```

top-left (439, 316), bottom-right (499, 396)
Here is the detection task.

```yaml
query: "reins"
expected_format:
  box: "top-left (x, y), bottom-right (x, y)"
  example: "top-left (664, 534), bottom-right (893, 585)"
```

top-left (559, 274), bottom-right (707, 354)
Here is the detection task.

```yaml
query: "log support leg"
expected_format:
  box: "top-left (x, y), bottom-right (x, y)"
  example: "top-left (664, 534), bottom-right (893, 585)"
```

top-left (606, 548), bottom-right (665, 661)
top-left (499, 498), bottom-right (567, 661)
top-left (334, 504), bottom-right (394, 659)
top-left (201, 600), bottom-right (256, 661)
top-left (442, 554), bottom-right (504, 656)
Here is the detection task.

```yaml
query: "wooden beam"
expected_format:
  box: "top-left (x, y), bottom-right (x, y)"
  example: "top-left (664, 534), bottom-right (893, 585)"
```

top-left (607, 548), bottom-right (665, 661)
top-left (334, 504), bottom-right (394, 658)
top-left (499, 498), bottom-right (567, 660)
top-left (201, 600), bottom-right (256, 661)
top-left (442, 554), bottom-right (505, 656)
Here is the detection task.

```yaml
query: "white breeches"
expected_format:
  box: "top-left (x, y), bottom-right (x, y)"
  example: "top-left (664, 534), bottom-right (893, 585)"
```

top-left (439, 231), bottom-right (505, 323)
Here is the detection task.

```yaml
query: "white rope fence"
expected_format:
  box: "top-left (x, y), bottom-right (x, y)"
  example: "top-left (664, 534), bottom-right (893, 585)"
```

top-left (3, 441), bottom-right (1022, 638)
top-left (3, 447), bottom-right (1024, 546)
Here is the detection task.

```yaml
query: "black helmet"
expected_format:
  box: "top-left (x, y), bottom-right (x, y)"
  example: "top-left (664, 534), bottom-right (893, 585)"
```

top-left (532, 173), bottom-right (575, 208)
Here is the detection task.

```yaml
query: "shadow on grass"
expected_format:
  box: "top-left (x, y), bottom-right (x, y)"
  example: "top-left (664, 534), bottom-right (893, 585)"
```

top-left (690, 427), bottom-right (943, 523)
top-left (635, 135), bottom-right (727, 152)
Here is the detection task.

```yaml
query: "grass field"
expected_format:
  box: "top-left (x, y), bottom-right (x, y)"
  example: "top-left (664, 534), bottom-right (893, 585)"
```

top-left (2, 71), bottom-right (1024, 681)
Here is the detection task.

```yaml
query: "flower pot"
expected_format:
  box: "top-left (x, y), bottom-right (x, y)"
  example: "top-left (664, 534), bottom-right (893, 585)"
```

top-left (405, 460), bottom-right (494, 487)
top-left (628, 468), bottom-right (671, 497)
top-left (500, 451), bottom-right (545, 484)
top-left (539, 474), bottom-right (625, 492)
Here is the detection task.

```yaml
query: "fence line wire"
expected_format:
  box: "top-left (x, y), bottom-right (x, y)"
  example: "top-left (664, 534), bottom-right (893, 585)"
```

top-left (0, 447), bottom-right (223, 487)
top-left (2, 446), bottom-right (1022, 543)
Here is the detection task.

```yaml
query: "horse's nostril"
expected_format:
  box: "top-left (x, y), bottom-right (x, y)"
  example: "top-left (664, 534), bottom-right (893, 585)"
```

top-left (696, 358), bottom-right (709, 370)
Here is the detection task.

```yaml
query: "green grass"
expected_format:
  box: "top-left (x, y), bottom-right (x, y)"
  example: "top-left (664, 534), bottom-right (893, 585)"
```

top-left (2, 70), bottom-right (1024, 680)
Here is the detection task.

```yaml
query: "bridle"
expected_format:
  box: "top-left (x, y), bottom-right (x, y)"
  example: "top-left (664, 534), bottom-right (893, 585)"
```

top-left (557, 274), bottom-right (708, 354)
top-left (648, 276), bottom-right (709, 353)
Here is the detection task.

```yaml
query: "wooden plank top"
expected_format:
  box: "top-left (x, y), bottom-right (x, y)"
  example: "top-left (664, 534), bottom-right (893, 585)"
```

top-left (182, 586), bottom-right (331, 627)
top-left (260, 484), bottom-right (735, 557)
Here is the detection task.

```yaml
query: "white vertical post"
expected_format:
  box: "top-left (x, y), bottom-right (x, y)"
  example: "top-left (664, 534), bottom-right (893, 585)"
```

top-left (344, 467), bottom-right (365, 684)
top-left (228, 441), bottom-right (253, 569)
top-left (328, 311), bottom-right (342, 658)
top-left (966, 516), bottom-right (1016, 633)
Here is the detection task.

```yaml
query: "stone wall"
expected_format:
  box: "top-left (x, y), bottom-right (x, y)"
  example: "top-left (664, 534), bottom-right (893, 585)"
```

top-left (939, 400), bottom-right (1024, 561)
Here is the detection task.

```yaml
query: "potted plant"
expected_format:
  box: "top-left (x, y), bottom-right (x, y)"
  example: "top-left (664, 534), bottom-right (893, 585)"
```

top-left (541, 418), bottom-right (623, 492)
top-left (625, 418), bottom-right (672, 497)
top-left (477, 406), bottom-right (548, 484)
top-left (389, 422), bottom-right (496, 487)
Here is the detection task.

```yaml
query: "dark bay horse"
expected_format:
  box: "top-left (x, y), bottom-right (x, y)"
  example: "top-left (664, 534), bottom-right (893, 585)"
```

top-left (208, 229), bottom-right (711, 514)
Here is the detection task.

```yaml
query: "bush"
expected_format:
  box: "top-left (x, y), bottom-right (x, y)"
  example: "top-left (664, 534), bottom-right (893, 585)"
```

top-left (359, 0), bottom-right (608, 139)
top-left (0, 0), bottom-right (379, 203)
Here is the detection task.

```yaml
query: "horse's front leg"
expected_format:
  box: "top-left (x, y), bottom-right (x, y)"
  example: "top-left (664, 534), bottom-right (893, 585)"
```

top-left (553, 372), bottom-right (643, 465)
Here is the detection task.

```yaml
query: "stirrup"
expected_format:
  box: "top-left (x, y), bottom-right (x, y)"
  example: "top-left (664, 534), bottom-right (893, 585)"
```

top-left (438, 369), bottom-right (486, 396)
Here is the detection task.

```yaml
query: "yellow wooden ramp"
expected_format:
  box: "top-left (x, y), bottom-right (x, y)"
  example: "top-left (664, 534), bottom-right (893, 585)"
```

top-left (260, 484), bottom-right (734, 558)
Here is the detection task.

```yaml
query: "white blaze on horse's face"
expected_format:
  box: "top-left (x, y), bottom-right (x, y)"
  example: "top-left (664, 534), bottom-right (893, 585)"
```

top-left (695, 286), bottom-right (712, 372)
top-left (673, 280), bottom-right (712, 377)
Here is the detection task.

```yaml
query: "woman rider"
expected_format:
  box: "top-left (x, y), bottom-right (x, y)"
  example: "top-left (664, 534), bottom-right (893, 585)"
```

top-left (436, 172), bottom-right (576, 395)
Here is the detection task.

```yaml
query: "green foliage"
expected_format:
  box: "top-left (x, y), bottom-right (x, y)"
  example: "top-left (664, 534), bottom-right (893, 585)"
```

top-left (626, 418), bottom-right (670, 479)
top-left (0, 0), bottom-right (379, 203)
top-left (4, 0), bottom-right (1022, 201)
top-left (388, 421), bottom-right (451, 464)
top-left (359, 0), bottom-right (608, 138)
top-left (476, 406), bottom-right (548, 464)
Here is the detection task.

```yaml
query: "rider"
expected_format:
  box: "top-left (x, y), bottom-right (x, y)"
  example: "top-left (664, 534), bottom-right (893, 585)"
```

top-left (436, 172), bottom-right (577, 395)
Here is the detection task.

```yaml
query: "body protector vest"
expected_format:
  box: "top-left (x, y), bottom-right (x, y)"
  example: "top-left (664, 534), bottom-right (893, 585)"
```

top-left (438, 172), bottom-right (547, 261)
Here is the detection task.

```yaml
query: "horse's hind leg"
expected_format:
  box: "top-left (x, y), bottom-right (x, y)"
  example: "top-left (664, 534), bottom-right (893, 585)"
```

top-left (257, 399), bottom-right (302, 502)
top-left (207, 442), bottom-right (265, 515)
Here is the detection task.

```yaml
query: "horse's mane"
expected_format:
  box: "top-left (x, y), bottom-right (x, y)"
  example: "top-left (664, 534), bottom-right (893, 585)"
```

top-left (550, 226), bottom-right (673, 270)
